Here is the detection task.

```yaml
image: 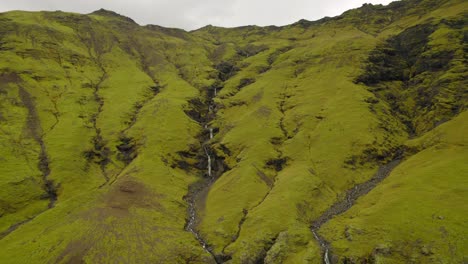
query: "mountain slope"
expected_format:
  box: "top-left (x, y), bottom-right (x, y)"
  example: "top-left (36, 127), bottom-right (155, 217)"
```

top-left (0, 0), bottom-right (466, 263)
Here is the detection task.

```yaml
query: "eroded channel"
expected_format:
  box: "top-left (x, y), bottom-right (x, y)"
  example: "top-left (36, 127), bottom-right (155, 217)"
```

top-left (184, 85), bottom-right (229, 263)
top-left (311, 159), bottom-right (402, 263)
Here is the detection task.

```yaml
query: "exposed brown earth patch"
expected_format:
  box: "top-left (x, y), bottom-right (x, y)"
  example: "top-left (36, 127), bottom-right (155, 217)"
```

top-left (55, 240), bottom-right (90, 264)
top-left (96, 177), bottom-right (164, 219)
top-left (0, 71), bottom-right (20, 87)
top-left (56, 177), bottom-right (165, 263)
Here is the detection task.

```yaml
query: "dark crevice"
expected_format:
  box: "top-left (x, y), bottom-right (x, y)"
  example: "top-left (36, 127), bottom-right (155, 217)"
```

top-left (222, 88), bottom-right (293, 259)
top-left (236, 44), bottom-right (269, 58)
top-left (260, 233), bottom-right (282, 264)
top-left (184, 98), bottom-right (208, 124)
top-left (2, 85), bottom-right (59, 240)
top-left (110, 82), bottom-right (164, 184)
top-left (115, 135), bottom-right (137, 165)
top-left (237, 78), bottom-right (256, 90)
top-left (0, 205), bottom-right (56, 240)
top-left (76, 28), bottom-right (111, 183)
top-left (226, 209), bottom-right (248, 251)
top-left (223, 170), bottom-right (280, 254)
top-left (106, 40), bottom-right (166, 186)
top-left (355, 21), bottom-right (466, 136)
top-left (267, 46), bottom-right (293, 66)
top-left (0, 218), bottom-right (33, 240)
top-left (223, 85), bottom-right (293, 261)
top-left (92, 69), bottom-right (108, 181)
top-left (222, 176), bottom-right (280, 262)
top-left (18, 86), bottom-right (57, 208)
top-left (266, 157), bottom-right (288, 172)
top-left (278, 91), bottom-right (292, 139)
top-left (72, 22), bottom-right (120, 184)
top-left (42, 87), bottom-right (63, 134)
top-left (83, 131), bottom-right (110, 183)
top-left (216, 61), bottom-right (239, 82)
top-left (344, 145), bottom-right (405, 169)
top-left (121, 83), bottom-right (163, 135)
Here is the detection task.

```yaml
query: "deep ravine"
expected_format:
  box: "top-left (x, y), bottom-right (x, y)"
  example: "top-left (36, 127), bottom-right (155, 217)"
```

top-left (77, 30), bottom-right (111, 185)
top-left (90, 68), bottom-right (109, 183)
top-left (184, 86), bottom-right (226, 263)
top-left (311, 159), bottom-right (402, 263)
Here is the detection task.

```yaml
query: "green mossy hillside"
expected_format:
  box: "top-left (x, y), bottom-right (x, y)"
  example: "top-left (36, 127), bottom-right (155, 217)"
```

top-left (0, 0), bottom-right (466, 263)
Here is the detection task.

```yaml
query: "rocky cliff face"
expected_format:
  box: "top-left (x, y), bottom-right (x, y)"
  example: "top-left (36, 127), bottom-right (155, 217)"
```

top-left (0, 0), bottom-right (466, 263)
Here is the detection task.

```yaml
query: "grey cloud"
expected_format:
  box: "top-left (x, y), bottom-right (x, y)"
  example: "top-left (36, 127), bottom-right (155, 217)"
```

top-left (0, 0), bottom-right (396, 30)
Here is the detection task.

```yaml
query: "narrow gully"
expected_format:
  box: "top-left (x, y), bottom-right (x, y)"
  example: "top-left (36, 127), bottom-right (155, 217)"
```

top-left (311, 159), bottom-right (402, 263)
top-left (18, 86), bottom-right (57, 208)
top-left (224, 90), bottom-right (291, 260)
top-left (95, 67), bottom-right (109, 180)
top-left (312, 230), bottom-right (331, 264)
top-left (185, 87), bottom-right (223, 263)
top-left (2, 86), bottom-right (59, 240)
top-left (185, 132), bottom-right (219, 262)
top-left (106, 81), bottom-right (163, 187)
top-left (205, 146), bottom-right (212, 177)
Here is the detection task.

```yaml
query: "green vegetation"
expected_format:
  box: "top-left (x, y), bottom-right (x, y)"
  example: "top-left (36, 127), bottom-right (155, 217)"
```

top-left (0, 0), bottom-right (466, 263)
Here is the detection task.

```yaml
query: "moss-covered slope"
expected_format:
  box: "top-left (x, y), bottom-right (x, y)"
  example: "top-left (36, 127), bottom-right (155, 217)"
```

top-left (0, 0), bottom-right (466, 263)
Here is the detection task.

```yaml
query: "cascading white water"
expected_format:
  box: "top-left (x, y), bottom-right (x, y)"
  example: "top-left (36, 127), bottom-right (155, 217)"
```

top-left (312, 230), bottom-right (319, 241)
top-left (184, 82), bottom-right (221, 264)
top-left (187, 204), bottom-right (208, 249)
top-left (204, 146), bottom-right (212, 177)
top-left (185, 144), bottom-right (215, 258)
top-left (312, 230), bottom-right (331, 264)
top-left (207, 154), bottom-right (212, 177)
top-left (324, 249), bottom-right (331, 264)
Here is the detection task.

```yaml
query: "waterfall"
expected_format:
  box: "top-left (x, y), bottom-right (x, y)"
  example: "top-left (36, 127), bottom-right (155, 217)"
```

top-left (207, 154), bottom-right (212, 177)
top-left (324, 249), bottom-right (331, 264)
top-left (214, 88), bottom-right (217, 96)
top-left (312, 230), bottom-right (331, 264)
top-left (184, 84), bottom-right (221, 263)
top-left (204, 146), bottom-right (212, 178)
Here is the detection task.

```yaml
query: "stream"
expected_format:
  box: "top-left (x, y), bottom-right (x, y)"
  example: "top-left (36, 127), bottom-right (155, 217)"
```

top-left (186, 193), bottom-right (211, 250)
top-left (205, 146), bottom-right (212, 177)
top-left (311, 159), bottom-right (401, 263)
top-left (185, 87), bottom-right (221, 263)
top-left (185, 127), bottom-right (219, 262)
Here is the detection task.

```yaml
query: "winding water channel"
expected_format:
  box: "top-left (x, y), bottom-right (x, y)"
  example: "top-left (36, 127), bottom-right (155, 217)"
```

top-left (185, 87), bottom-right (220, 263)
top-left (311, 159), bottom-right (401, 263)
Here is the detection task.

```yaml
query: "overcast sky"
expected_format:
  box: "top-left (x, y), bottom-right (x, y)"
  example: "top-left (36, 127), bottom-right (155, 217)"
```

top-left (0, 0), bottom-right (396, 30)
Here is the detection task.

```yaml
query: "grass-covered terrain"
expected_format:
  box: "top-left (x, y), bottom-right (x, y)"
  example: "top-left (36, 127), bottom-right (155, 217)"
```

top-left (0, 0), bottom-right (466, 263)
